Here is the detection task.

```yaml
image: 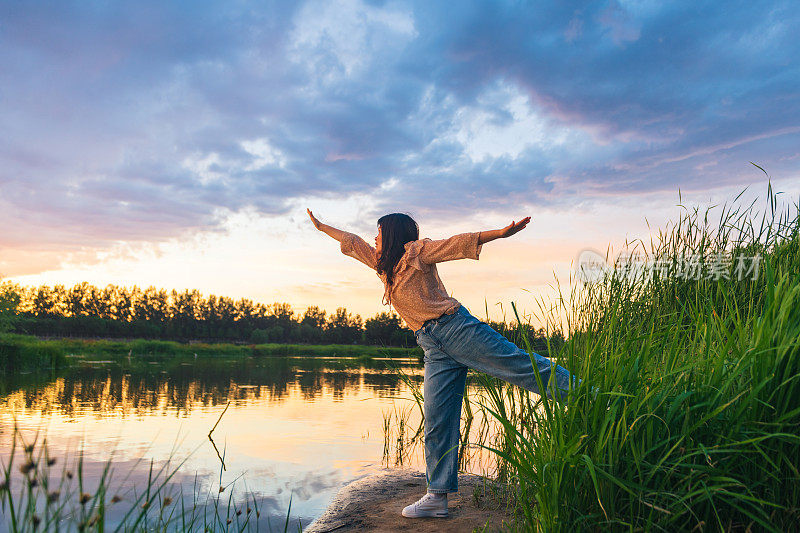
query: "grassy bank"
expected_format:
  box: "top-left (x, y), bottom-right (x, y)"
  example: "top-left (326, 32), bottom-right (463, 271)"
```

top-left (0, 335), bottom-right (68, 375)
top-left (0, 333), bottom-right (421, 371)
top-left (471, 185), bottom-right (800, 531)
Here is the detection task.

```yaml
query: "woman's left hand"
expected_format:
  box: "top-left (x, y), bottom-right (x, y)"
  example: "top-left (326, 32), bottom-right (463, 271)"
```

top-left (499, 216), bottom-right (531, 238)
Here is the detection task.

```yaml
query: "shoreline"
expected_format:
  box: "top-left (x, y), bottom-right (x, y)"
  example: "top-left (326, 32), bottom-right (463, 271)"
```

top-left (305, 468), bottom-right (514, 533)
top-left (1, 333), bottom-right (423, 374)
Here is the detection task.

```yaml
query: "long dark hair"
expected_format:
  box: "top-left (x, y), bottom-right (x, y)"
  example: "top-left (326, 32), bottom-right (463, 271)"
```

top-left (376, 213), bottom-right (419, 287)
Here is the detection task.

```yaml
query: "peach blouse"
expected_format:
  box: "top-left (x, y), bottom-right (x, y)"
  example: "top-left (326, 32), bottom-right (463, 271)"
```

top-left (340, 231), bottom-right (483, 332)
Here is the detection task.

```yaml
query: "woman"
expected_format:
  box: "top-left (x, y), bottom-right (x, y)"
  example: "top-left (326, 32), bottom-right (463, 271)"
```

top-left (307, 209), bottom-right (578, 519)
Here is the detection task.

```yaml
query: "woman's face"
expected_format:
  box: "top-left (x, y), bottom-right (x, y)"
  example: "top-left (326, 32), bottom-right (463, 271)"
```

top-left (375, 224), bottom-right (382, 255)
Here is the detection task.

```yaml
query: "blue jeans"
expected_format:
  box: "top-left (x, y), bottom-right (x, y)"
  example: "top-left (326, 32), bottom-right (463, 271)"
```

top-left (414, 304), bottom-right (578, 494)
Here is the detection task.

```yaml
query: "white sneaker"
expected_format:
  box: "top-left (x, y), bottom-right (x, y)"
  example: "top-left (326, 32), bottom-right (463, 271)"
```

top-left (401, 492), bottom-right (448, 518)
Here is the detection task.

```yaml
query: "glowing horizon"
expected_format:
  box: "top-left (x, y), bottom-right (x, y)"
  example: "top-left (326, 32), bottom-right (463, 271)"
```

top-left (6, 179), bottom-right (797, 331)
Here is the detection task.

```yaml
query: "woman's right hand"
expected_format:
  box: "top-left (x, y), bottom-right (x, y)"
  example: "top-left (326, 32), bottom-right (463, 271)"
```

top-left (307, 208), bottom-right (322, 230)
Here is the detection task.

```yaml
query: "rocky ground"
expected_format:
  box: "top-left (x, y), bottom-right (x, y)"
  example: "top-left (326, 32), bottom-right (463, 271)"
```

top-left (305, 468), bottom-right (516, 532)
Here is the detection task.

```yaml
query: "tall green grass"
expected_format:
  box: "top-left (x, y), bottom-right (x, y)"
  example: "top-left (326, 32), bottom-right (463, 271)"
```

top-left (0, 334), bottom-right (67, 375)
top-left (475, 183), bottom-right (800, 531)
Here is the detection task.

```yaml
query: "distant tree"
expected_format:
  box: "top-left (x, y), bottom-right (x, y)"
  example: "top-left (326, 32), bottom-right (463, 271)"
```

top-left (115, 286), bottom-right (133, 322)
top-left (299, 323), bottom-right (322, 343)
top-left (287, 324), bottom-right (302, 342)
top-left (235, 298), bottom-right (257, 329)
top-left (270, 302), bottom-right (295, 328)
top-left (32, 285), bottom-right (56, 318)
top-left (390, 328), bottom-right (416, 347)
top-left (301, 306), bottom-right (326, 328)
top-left (364, 312), bottom-right (403, 345)
top-left (216, 296), bottom-right (237, 336)
top-left (138, 286), bottom-right (170, 323)
top-left (86, 285), bottom-right (112, 319)
top-left (171, 289), bottom-right (202, 337)
top-left (8, 280), bottom-right (395, 345)
top-left (0, 281), bottom-right (21, 333)
top-left (154, 288), bottom-right (172, 323)
top-left (250, 328), bottom-right (270, 344)
top-left (130, 286), bottom-right (147, 321)
top-left (66, 282), bottom-right (91, 317)
top-left (50, 285), bottom-right (68, 317)
top-left (268, 325), bottom-right (284, 342)
top-left (198, 294), bottom-right (219, 337)
top-left (325, 307), bottom-right (363, 344)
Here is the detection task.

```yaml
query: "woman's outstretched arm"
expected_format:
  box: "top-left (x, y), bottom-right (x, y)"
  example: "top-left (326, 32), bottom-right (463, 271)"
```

top-left (412, 216), bottom-right (533, 265)
top-left (307, 208), bottom-right (347, 242)
top-left (478, 216), bottom-right (531, 245)
top-left (308, 208), bottom-right (377, 270)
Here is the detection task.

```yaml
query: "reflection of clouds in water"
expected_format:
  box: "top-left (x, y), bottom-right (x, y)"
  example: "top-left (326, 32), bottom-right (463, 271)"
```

top-left (290, 469), bottom-right (345, 500)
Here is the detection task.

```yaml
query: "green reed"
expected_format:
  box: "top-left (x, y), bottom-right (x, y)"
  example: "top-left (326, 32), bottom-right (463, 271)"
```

top-left (472, 182), bottom-right (800, 531)
top-left (0, 335), bottom-right (67, 376)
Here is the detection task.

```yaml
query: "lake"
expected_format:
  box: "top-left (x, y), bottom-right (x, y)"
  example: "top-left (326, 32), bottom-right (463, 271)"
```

top-left (0, 355), bottom-right (500, 531)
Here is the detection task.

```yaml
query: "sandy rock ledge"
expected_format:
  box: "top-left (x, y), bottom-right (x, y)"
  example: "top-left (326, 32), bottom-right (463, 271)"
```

top-left (305, 468), bottom-right (514, 532)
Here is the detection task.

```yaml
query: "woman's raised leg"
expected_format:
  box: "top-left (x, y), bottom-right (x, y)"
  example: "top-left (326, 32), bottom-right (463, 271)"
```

top-left (434, 306), bottom-right (577, 402)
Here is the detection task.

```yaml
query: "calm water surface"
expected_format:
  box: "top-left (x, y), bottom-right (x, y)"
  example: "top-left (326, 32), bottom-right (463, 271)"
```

top-left (1, 355), bottom-right (498, 530)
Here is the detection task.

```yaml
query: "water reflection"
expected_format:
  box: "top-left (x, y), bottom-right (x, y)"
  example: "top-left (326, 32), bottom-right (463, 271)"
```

top-left (3, 357), bottom-right (417, 417)
top-left (0, 357), bottom-right (425, 531)
top-left (0, 356), bottom-right (501, 531)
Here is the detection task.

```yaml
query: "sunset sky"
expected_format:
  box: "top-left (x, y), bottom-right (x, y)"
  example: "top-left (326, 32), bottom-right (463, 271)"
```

top-left (2, 0), bottom-right (799, 328)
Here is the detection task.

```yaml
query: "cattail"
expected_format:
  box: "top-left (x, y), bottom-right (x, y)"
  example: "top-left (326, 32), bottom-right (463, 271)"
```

top-left (19, 460), bottom-right (35, 475)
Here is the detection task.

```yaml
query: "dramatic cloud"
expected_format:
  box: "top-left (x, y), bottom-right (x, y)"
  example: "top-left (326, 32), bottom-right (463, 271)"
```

top-left (1, 0), bottom-right (798, 266)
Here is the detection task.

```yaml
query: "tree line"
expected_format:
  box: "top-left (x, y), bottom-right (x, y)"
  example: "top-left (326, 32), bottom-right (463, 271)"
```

top-left (0, 281), bottom-right (564, 352)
